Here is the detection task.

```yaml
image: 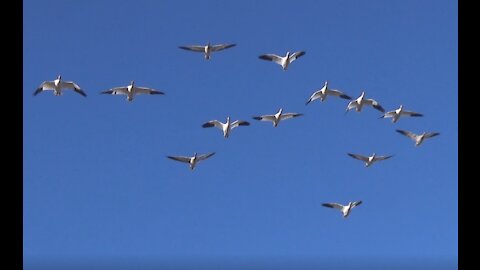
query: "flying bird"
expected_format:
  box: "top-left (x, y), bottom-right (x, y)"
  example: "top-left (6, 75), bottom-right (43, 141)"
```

top-left (34, 75), bottom-right (86, 97)
top-left (167, 152), bottom-right (215, 170)
top-left (305, 81), bottom-right (352, 105)
top-left (347, 153), bottom-right (393, 167)
top-left (252, 108), bottom-right (303, 127)
top-left (396, 130), bottom-right (440, 147)
top-left (322, 201), bottom-right (363, 218)
top-left (380, 105), bottom-right (423, 123)
top-left (202, 116), bottom-right (250, 138)
top-left (178, 42), bottom-right (236, 60)
top-left (100, 81), bottom-right (164, 102)
top-left (346, 91), bottom-right (385, 113)
top-left (258, 51), bottom-right (306, 70)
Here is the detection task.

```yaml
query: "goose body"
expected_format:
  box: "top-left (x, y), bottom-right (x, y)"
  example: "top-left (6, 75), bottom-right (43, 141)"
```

top-left (167, 152), bottom-right (216, 170)
top-left (252, 108), bottom-right (303, 127)
top-left (258, 51), bottom-right (306, 70)
top-left (396, 129), bottom-right (440, 146)
top-left (306, 81), bottom-right (352, 105)
top-left (346, 91), bottom-right (385, 113)
top-left (381, 105), bottom-right (423, 123)
top-left (34, 75), bottom-right (86, 97)
top-left (101, 81), bottom-right (164, 102)
top-left (347, 152), bottom-right (393, 167)
top-left (322, 201), bottom-right (363, 218)
top-left (202, 116), bottom-right (250, 138)
top-left (179, 42), bottom-right (236, 60)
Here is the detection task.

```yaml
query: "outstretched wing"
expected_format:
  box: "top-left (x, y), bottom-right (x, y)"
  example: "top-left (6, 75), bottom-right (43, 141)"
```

top-left (401, 110), bottom-right (423, 117)
top-left (280, 113), bottom-right (303, 120)
top-left (396, 129), bottom-right (417, 140)
top-left (305, 90), bottom-right (323, 105)
top-left (101, 87), bottom-right (128, 95)
top-left (197, 152), bottom-right (216, 161)
top-left (322, 203), bottom-right (344, 210)
top-left (167, 155), bottom-right (191, 163)
top-left (347, 153), bottom-right (369, 162)
top-left (288, 51), bottom-right (306, 62)
top-left (326, 89), bottom-right (351, 100)
top-left (374, 155), bottom-right (394, 161)
top-left (364, 98), bottom-right (385, 112)
top-left (346, 100), bottom-right (359, 111)
top-left (210, 43), bottom-right (236, 52)
top-left (424, 132), bottom-right (440, 138)
top-left (231, 120), bottom-right (250, 129)
top-left (178, 45), bottom-right (205, 52)
top-left (352, 201), bottom-right (363, 208)
top-left (202, 120), bottom-right (224, 129)
top-left (34, 81), bottom-right (54, 95)
top-left (62, 81), bottom-right (87, 97)
top-left (259, 54), bottom-right (283, 65)
top-left (253, 115), bottom-right (276, 122)
top-left (135, 87), bottom-right (165, 95)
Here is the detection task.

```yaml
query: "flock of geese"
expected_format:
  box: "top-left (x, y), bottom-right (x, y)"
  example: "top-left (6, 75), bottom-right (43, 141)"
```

top-left (33, 42), bottom-right (440, 219)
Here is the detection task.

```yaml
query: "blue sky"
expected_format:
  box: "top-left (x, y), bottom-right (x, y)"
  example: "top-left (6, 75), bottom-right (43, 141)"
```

top-left (23, 0), bottom-right (457, 269)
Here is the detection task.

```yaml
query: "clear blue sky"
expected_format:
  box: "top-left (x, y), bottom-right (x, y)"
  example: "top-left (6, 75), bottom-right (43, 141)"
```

top-left (23, 0), bottom-right (457, 269)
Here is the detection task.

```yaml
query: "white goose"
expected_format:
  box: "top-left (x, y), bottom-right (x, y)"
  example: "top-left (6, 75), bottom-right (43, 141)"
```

top-left (167, 152), bottom-right (215, 170)
top-left (252, 108), bottom-right (303, 127)
top-left (396, 129), bottom-right (440, 147)
top-left (34, 75), bottom-right (86, 97)
top-left (178, 42), bottom-right (236, 60)
top-left (347, 152), bottom-right (393, 167)
top-left (258, 51), bottom-right (306, 70)
top-left (305, 81), bottom-right (352, 105)
top-left (202, 116), bottom-right (250, 138)
top-left (322, 201), bottom-right (363, 218)
top-left (380, 105), bottom-right (423, 123)
top-left (346, 91), bottom-right (385, 113)
top-left (100, 81), bottom-right (165, 102)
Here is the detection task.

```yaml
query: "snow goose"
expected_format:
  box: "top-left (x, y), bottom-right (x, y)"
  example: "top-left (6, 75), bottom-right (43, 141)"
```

top-left (380, 105), bottom-right (423, 123)
top-left (305, 81), bottom-right (352, 105)
top-left (34, 75), bottom-right (86, 97)
top-left (252, 108), bottom-right (303, 127)
top-left (202, 116), bottom-right (250, 138)
top-left (346, 91), bottom-right (385, 113)
top-left (347, 153), bottom-right (393, 167)
top-left (100, 81), bottom-right (164, 102)
top-left (322, 201), bottom-right (362, 218)
top-left (178, 42), bottom-right (236, 60)
top-left (396, 129), bottom-right (440, 147)
top-left (167, 152), bottom-right (215, 170)
top-left (258, 51), bottom-right (306, 70)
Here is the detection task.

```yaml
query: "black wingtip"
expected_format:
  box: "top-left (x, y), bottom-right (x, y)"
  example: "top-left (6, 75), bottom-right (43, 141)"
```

top-left (150, 91), bottom-right (165, 95)
top-left (374, 105), bottom-right (385, 113)
top-left (33, 88), bottom-right (42, 96)
top-left (340, 94), bottom-right (352, 100)
top-left (202, 122), bottom-right (214, 128)
top-left (258, 55), bottom-right (271, 61)
top-left (252, 116), bottom-right (262, 120)
top-left (77, 91), bottom-right (87, 97)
